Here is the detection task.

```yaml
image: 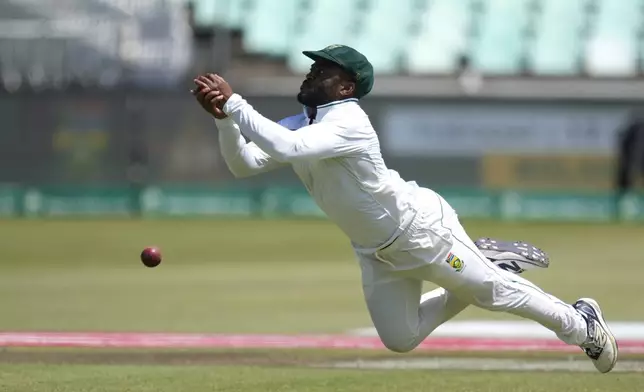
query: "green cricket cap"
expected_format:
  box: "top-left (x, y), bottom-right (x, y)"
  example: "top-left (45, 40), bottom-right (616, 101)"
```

top-left (302, 44), bottom-right (374, 99)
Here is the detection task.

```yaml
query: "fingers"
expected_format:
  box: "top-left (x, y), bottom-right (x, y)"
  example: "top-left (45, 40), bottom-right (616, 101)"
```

top-left (194, 73), bottom-right (225, 83)
top-left (206, 73), bottom-right (228, 87)
top-left (192, 74), bottom-right (228, 106)
top-left (201, 74), bottom-right (218, 86)
top-left (191, 78), bottom-right (208, 98)
top-left (195, 84), bottom-right (212, 103)
top-left (204, 90), bottom-right (224, 103)
top-left (195, 89), bottom-right (208, 104)
top-left (212, 73), bottom-right (225, 84)
top-left (194, 79), bottom-right (210, 90)
top-left (192, 78), bottom-right (212, 98)
top-left (195, 88), bottom-right (222, 106)
top-left (193, 74), bottom-right (226, 88)
top-left (208, 73), bottom-right (223, 85)
top-left (197, 75), bottom-right (213, 85)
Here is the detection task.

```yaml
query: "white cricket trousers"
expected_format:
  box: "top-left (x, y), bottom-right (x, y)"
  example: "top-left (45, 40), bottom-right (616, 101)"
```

top-left (355, 191), bottom-right (588, 353)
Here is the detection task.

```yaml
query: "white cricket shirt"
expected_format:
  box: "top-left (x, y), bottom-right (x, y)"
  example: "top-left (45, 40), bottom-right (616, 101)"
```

top-left (218, 94), bottom-right (422, 250)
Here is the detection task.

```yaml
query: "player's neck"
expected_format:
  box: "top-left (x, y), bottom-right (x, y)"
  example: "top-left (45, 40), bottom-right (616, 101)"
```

top-left (303, 97), bottom-right (358, 112)
top-left (302, 98), bottom-right (359, 124)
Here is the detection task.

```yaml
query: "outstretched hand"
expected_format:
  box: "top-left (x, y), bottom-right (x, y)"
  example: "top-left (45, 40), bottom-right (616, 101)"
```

top-left (191, 73), bottom-right (234, 119)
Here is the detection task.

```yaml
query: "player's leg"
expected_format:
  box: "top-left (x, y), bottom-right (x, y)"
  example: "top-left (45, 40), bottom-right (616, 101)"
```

top-left (412, 236), bottom-right (550, 339)
top-left (357, 252), bottom-right (468, 353)
top-left (423, 200), bottom-right (618, 373)
top-left (439, 222), bottom-right (588, 342)
top-left (357, 225), bottom-right (553, 353)
top-left (416, 236), bottom-right (549, 335)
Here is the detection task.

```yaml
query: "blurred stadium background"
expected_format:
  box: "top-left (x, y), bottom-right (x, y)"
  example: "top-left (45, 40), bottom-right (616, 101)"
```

top-left (0, 0), bottom-right (644, 220)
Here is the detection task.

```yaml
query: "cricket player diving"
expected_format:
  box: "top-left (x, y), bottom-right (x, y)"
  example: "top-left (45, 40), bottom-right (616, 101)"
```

top-left (192, 45), bottom-right (618, 373)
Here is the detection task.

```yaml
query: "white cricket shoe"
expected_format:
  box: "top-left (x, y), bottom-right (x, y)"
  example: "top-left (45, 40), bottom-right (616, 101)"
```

top-left (475, 237), bottom-right (549, 274)
top-left (573, 298), bottom-right (619, 373)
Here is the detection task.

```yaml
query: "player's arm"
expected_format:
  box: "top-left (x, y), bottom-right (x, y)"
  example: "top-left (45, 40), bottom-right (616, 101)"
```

top-left (215, 117), bottom-right (286, 178)
top-left (223, 93), bottom-right (365, 162)
top-left (193, 77), bottom-right (285, 178)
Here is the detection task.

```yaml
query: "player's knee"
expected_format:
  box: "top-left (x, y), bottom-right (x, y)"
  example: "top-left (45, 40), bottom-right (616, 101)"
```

top-left (379, 334), bottom-right (418, 353)
top-left (371, 318), bottom-right (422, 353)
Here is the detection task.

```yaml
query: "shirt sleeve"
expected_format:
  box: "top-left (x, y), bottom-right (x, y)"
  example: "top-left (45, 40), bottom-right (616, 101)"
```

top-left (215, 117), bottom-right (286, 178)
top-left (223, 94), bottom-right (367, 162)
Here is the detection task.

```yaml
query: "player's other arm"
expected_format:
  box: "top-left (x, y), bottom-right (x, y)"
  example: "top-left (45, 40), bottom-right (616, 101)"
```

top-left (224, 93), bottom-right (364, 162)
top-left (215, 118), bottom-right (285, 178)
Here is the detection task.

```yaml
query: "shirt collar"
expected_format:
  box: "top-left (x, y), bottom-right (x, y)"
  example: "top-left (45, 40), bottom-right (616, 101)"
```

top-left (302, 98), bottom-right (359, 124)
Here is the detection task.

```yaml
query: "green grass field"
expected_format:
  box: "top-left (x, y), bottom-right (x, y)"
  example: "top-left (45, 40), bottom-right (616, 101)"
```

top-left (2, 362), bottom-right (644, 392)
top-left (0, 218), bottom-right (643, 391)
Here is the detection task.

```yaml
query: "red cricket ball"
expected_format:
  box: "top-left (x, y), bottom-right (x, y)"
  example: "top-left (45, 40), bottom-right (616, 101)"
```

top-left (140, 247), bottom-right (162, 268)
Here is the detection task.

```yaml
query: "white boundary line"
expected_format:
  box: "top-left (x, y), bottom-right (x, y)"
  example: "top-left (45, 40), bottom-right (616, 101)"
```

top-left (321, 358), bottom-right (644, 373)
top-left (348, 320), bottom-right (644, 340)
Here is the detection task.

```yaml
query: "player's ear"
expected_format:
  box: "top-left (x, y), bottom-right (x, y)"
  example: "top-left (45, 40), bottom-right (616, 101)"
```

top-left (338, 80), bottom-right (356, 98)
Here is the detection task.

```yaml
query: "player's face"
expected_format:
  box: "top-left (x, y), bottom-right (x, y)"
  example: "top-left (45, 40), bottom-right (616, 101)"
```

top-left (297, 61), bottom-right (355, 107)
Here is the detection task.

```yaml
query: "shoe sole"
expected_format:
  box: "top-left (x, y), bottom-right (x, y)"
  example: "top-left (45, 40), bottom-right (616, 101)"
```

top-left (475, 238), bottom-right (550, 268)
top-left (579, 297), bottom-right (619, 373)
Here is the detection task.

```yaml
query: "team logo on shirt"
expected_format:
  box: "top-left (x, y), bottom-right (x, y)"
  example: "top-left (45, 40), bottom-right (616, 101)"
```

top-left (446, 252), bottom-right (465, 273)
